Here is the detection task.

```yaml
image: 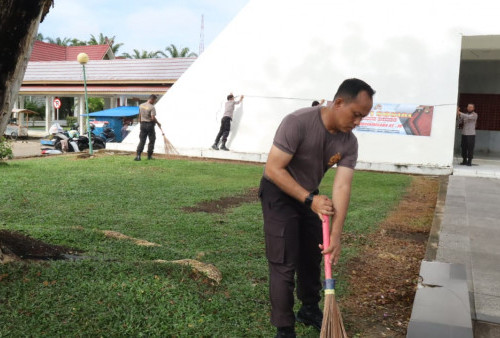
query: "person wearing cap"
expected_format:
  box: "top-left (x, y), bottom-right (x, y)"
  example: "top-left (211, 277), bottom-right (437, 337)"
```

top-left (211, 93), bottom-right (244, 151)
top-left (134, 94), bottom-right (161, 161)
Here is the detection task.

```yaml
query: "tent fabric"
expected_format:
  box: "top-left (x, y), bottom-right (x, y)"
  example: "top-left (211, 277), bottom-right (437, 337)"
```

top-left (83, 106), bottom-right (139, 117)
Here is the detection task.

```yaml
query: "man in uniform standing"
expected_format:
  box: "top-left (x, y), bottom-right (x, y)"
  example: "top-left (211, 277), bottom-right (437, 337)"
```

top-left (134, 94), bottom-right (161, 161)
top-left (259, 78), bottom-right (375, 337)
top-left (211, 93), bottom-right (244, 151)
top-left (457, 103), bottom-right (478, 166)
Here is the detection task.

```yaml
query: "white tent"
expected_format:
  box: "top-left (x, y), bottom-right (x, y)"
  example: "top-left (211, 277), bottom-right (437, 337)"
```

top-left (113, 0), bottom-right (500, 174)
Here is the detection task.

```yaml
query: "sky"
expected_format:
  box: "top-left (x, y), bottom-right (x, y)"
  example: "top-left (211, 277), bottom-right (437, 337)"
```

top-left (38, 0), bottom-right (250, 56)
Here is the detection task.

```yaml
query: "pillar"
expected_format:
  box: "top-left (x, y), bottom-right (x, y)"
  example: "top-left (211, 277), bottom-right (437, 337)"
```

top-left (45, 96), bottom-right (51, 133)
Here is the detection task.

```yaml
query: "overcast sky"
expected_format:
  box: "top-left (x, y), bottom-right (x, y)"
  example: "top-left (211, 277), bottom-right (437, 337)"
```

top-left (38, 0), bottom-right (249, 56)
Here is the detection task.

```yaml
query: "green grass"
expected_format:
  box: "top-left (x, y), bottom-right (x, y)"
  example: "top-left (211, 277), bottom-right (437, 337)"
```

top-left (0, 155), bottom-right (411, 336)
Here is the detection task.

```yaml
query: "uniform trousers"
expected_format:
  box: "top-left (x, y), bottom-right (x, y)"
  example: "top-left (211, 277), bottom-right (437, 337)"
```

top-left (461, 135), bottom-right (475, 163)
top-left (259, 177), bottom-right (322, 328)
top-left (214, 116), bottom-right (232, 144)
top-left (137, 121), bottom-right (156, 155)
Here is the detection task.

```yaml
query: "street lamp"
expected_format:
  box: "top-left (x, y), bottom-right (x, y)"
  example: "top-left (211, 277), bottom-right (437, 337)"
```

top-left (77, 52), bottom-right (93, 155)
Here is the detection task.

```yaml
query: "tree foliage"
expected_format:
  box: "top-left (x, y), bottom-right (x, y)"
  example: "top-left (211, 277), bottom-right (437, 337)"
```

top-left (121, 49), bottom-right (162, 59)
top-left (161, 44), bottom-right (197, 58)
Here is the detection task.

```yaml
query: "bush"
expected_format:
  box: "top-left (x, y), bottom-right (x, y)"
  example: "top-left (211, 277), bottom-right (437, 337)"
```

top-left (0, 137), bottom-right (13, 160)
top-left (66, 116), bottom-right (77, 128)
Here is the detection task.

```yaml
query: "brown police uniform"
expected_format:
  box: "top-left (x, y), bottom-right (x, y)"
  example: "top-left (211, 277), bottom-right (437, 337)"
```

top-left (259, 105), bottom-right (358, 328)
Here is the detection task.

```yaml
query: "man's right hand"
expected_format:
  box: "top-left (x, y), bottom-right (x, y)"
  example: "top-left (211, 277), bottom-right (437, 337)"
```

top-left (311, 194), bottom-right (335, 219)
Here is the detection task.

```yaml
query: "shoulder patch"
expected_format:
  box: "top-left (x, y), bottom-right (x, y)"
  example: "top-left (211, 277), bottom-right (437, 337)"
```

top-left (328, 152), bottom-right (342, 166)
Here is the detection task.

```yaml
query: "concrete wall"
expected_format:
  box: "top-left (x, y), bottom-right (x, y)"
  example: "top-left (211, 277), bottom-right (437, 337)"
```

top-left (114, 0), bottom-right (500, 174)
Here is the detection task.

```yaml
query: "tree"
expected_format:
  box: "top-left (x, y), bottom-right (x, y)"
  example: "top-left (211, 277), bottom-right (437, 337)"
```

top-left (161, 44), bottom-right (197, 58)
top-left (45, 36), bottom-right (72, 46)
top-left (121, 49), bottom-right (162, 59)
top-left (0, 0), bottom-right (54, 141)
top-left (88, 33), bottom-right (124, 54)
top-left (0, 0), bottom-right (54, 259)
top-left (69, 38), bottom-right (87, 46)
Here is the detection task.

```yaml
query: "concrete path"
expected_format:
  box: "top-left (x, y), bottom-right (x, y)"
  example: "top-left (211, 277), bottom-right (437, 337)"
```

top-left (437, 167), bottom-right (500, 336)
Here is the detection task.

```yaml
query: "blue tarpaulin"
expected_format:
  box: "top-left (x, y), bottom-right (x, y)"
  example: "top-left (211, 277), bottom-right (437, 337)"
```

top-left (83, 106), bottom-right (139, 142)
top-left (83, 106), bottom-right (139, 117)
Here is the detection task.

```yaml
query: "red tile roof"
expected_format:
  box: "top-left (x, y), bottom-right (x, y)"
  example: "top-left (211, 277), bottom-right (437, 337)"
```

top-left (31, 41), bottom-right (66, 61)
top-left (30, 41), bottom-right (113, 62)
top-left (66, 45), bottom-right (112, 61)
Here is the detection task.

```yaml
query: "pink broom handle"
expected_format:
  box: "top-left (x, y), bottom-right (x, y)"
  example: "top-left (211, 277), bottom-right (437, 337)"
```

top-left (322, 215), bottom-right (332, 280)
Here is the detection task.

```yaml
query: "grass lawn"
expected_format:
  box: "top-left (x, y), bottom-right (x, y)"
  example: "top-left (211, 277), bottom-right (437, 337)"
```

top-left (0, 155), bottom-right (411, 336)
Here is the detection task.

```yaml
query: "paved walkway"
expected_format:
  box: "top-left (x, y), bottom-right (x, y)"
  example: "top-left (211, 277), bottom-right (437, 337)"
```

top-left (437, 155), bottom-right (500, 336)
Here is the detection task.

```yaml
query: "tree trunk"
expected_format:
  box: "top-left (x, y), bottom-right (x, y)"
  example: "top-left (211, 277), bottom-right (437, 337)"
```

top-left (0, 0), bottom-right (53, 137)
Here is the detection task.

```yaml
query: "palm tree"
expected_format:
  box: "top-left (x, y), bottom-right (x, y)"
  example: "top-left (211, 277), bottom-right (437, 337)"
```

top-left (121, 49), bottom-right (162, 59)
top-left (161, 44), bottom-right (197, 58)
top-left (45, 36), bottom-right (72, 46)
top-left (69, 38), bottom-right (87, 46)
top-left (36, 33), bottom-right (44, 41)
top-left (88, 33), bottom-right (124, 54)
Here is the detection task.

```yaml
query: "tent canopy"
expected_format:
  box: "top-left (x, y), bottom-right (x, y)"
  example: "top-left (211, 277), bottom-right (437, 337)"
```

top-left (83, 106), bottom-right (138, 117)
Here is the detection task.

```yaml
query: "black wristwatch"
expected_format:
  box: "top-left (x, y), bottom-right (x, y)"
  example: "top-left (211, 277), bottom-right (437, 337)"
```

top-left (304, 193), bottom-right (314, 208)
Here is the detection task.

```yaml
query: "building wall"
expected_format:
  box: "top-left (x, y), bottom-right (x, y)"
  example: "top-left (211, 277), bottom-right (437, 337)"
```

top-left (116, 0), bottom-right (500, 173)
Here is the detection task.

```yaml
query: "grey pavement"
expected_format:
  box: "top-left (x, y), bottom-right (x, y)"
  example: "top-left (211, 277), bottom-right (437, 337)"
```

top-left (437, 157), bottom-right (500, 337)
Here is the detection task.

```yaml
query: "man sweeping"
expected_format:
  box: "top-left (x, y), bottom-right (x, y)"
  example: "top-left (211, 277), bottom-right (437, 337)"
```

top-left (211, 93), bottom-right (244, 151)
top-left (134, 94), bottom-right (161, 161)
top-left (259, 78), bottom-right (375, 337)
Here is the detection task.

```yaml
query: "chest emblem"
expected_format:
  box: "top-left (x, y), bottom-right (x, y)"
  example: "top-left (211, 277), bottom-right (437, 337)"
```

top-left (328, 153), bottom-right (342, 166)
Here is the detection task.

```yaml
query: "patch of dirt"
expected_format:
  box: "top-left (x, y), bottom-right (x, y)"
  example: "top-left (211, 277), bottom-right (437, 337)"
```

top-left (0, 230), bottom-right (79, 262)
top-left (182, 187), bottom-right (259, 214)
top-left (342, 175), bottom-right (440, 337)
top-left (101, 230), bottom-right (161, 247)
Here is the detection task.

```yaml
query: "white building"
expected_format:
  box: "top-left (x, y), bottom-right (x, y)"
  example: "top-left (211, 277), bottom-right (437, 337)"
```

top-left (113, 0), bottom-right (500, 175)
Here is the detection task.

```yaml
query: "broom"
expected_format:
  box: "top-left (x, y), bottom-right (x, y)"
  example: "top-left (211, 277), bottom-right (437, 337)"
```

top-left (158, 126), bottom-right (178, 155)
top-left (320, 214), bottom-right (347, 338)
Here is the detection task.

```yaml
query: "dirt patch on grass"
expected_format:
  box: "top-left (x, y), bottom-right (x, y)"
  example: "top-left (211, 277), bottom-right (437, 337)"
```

top-left (101, 230), bottom-right (161, 247)
top-left (342, 175), bottom-right (440, 337)
top-left (0, 230), bottom-right (79, 262)
top-left (182, 187), bottom-right (259, 214)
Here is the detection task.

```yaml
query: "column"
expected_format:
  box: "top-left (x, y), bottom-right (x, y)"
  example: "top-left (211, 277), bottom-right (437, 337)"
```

top-left (18, 96), bottom-right (25, 126)
top-left (45, 96), bottom-right (51, 133)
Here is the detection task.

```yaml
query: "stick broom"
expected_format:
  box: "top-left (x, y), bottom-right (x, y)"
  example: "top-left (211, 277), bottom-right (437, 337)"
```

top-left (158, 126), bottom-right (178, 155)
top-left (320, 215), bottom-right (347, 338)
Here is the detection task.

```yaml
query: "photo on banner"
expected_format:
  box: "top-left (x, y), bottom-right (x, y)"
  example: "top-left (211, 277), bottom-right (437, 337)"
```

top-left (356, 103), bottom-right (434, 136)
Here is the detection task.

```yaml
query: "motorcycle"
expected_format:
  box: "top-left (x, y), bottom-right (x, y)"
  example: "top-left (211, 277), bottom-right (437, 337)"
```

top-left (53, 124), bottom-right (105, 152)
top-left (100, 126), bottom-right (116, 143)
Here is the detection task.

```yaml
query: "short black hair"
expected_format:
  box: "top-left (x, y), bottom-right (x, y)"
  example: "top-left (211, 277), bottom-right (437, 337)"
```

top-left (311, 100), bottom-right (320, 107)
top-left (149, 94), bottom-right (158, 101)
top-left (227, 94), bottom-right (234, 100)
top-left (333, 78), bottom-right (375, 102)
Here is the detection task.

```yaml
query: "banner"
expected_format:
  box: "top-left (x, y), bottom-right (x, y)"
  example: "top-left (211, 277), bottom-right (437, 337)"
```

top-left (356, 103), bottom-right (434, 136)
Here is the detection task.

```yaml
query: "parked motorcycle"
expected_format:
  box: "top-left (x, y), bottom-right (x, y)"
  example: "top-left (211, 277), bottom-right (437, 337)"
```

top-left (53, 124), bottom-right (105, 152)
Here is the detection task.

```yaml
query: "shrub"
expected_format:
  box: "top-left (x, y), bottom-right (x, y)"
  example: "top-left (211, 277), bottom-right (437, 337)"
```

top-left (66, 116), bottom-right (78, 128)
top-left (0, 137), bottom-right (13, 160)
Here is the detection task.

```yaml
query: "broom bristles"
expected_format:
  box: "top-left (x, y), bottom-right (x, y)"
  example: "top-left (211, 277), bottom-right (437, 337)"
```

top-left (321, 294), bottom-right (347, 338)
top-left (162, 133), bottom-right (178, 155)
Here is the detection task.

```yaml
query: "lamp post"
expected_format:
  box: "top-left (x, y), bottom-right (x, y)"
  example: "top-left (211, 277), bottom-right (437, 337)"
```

top-left (77, 52), bottom-right (93, 155)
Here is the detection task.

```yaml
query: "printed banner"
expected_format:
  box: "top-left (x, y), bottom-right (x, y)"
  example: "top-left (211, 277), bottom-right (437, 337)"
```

top-left (356, 103), bottom-right (434, 136)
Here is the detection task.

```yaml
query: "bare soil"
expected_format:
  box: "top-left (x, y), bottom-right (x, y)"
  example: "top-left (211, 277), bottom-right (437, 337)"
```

top-left (182, 187), bottom-right (259, 213)
top-left (342, 175), bottom-right (440, 337)
top-left (0, 230), bottom-right (79, 261)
